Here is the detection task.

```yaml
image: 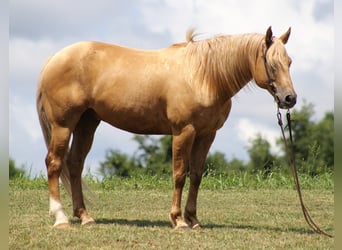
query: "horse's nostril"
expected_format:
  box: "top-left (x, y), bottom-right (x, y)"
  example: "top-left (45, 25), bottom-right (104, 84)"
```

top-left (285, 95), bottom-right (296, 105)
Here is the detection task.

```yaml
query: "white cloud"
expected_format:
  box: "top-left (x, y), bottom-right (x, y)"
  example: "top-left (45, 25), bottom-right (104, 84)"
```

top-left (9, 95), bottom-right (41, 142)
top-left (10, 0), bottom-right (117, 40)
top-left (236, 118), bottom-right (281, 154)
top-left (9, 38), bottom-right (58, 74)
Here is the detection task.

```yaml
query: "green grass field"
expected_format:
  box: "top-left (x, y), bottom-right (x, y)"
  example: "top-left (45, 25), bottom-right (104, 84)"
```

top-left (9, 175), bottom-right (334, 249)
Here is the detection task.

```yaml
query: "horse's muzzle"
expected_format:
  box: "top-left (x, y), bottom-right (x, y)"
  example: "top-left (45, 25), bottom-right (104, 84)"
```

top-left (277, 93), bottom-right (297, 109)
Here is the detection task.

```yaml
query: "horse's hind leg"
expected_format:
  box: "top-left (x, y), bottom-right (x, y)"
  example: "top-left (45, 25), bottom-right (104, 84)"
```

top-left (46, 126), bottom-right (71, 228)
top-left (66, 109), bottom-right (100, 225)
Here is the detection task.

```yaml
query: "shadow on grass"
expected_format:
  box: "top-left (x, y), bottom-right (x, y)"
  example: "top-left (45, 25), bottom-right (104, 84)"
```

top-left (95, 218), bottom-right (171, 228)
top-left (205, 222), bottom-right (322, 235)
top-left (90, 218), bottom-right (330, 236)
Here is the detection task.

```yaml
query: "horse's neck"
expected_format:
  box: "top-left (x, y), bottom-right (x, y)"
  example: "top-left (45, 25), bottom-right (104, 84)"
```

top-left (186, 34), bottom-right (262, 104)
top-left (218, 35), bottom-right (262, 98)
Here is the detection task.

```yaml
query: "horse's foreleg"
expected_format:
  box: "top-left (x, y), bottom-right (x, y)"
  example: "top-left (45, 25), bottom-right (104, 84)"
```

top-left (169, 125), bottom-right (195, 229)
top-left (185, 133), bottom-right (216, 229)
top-left (45, 126), bottom-right (71, 228)
top-left (67, 110), bottom-right (100, 226)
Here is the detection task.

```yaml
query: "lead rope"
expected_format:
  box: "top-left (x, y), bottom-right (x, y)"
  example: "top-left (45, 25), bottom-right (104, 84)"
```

top-left (277, 108), bottom-right (332, 237)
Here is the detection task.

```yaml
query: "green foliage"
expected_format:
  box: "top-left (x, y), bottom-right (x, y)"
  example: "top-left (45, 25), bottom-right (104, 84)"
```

top-left (205, 152), bottom-right (246, 176)
top-left (98, 149), bottom-right (139, 178)
top-left (312, 112), bottom-right (334, 167)
top-left (286, 101), bottom-right (316, 162)
top-left (9, 175), bottom-right (48, 190)
top-left (133, 135), bottom-right (172, 176)
top-left (204, 151), bottom-right (228, 175)
top-left (9, 159), bottom-right (47, 189)
top-left (283, 101), bottom-right (334, 175)
top-left (10, 169), bottom-right (333, 191)
top-left (99, 135), bottom-right (173, 178)
top-left (247, 134), bottom-right (275, 177)
top-left (9, 158), bottom-right (26, 179)
top-left (199, 170), bottom-right (333, 190)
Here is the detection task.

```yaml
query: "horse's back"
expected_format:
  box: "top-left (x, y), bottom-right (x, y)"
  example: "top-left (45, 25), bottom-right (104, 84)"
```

top-left (38, 40), bottom-right (145, 100)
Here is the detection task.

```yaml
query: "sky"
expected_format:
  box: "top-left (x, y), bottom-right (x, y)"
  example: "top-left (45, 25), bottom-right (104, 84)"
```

top-left (9, 0), bottom-right (334, 178)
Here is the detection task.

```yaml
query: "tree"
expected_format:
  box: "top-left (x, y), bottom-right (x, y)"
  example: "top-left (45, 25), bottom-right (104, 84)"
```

top-left (98, 149), bottom-right (136, 178)
top-left (98, 135), bottom-right (173, 178)
top-left (227, 158), bottom-right (247, 173)
top-left (247, 134), bottom-right (275, 177)
top-left (133, 135), bottom-right (160, 167)
top-left (278, 101), bottom-right (334, 175)
top-left (287, 101), bottom-right (315, 163)
top-left (205, 151), bottom-right (229, 175)
top-left (205, 152), bottom-right (245, 176)
top-left (9, 158), bottom-right (26, 179)
top-left (312, 112), bottom-right (334, 168)
top-left (133, 135), bottom-right (173, 176)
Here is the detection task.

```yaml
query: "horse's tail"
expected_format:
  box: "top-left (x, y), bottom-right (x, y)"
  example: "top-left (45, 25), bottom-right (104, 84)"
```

top-left (36, 58), bottom-right (73, 197)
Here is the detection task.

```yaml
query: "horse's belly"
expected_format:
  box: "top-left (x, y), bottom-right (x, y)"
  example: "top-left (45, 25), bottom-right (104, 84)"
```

top-left (96, 107), bottom-right (172, 135)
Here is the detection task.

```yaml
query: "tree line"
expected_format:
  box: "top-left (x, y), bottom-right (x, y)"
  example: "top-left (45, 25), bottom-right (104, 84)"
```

top-left (98, 102), bottom-right (333, 179)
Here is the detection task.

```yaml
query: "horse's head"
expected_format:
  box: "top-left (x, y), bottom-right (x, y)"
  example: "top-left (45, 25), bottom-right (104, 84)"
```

top-left (253, 26), bottom-right (297, 109)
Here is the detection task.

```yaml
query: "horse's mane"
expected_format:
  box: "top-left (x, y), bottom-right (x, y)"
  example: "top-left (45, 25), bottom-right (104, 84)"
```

top-left (184, 30), bottom-right (265, 99)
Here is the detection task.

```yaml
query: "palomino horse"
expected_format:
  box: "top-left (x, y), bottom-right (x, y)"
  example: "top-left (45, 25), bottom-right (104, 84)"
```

top-left (37, 27), bottom-right (296, 229)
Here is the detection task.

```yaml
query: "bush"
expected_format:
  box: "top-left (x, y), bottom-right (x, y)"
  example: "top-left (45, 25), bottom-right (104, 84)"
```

top-left (9, 158), bottom-right (26, 179)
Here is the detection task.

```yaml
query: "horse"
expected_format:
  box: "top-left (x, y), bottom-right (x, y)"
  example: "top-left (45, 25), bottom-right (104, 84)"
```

top-left (36, 26), bottom-right (296, 229)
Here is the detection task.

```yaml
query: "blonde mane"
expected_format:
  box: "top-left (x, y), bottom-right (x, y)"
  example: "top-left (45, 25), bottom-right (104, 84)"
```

top-left (185, 31), bottom-right (265, 99)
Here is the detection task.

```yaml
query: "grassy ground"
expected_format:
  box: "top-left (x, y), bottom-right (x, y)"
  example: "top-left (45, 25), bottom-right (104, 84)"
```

top-left (9, 175), bottom-right (334, 249)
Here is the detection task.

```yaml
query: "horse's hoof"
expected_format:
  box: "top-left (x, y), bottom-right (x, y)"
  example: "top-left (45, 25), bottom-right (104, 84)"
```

top-left (81, 217), bottom-right (95, 226)
top-left (192, 223), bottom-right (201, 230)
top-left (53, 222), bottom-right (71, 229)
top-left (174, 222), bottom-right (190, 231)
top-left (174, 226), bottom-right (190, 231)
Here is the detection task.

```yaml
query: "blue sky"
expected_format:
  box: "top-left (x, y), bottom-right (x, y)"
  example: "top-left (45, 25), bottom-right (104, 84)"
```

top-left (9, 0), bottom-right (333, 177)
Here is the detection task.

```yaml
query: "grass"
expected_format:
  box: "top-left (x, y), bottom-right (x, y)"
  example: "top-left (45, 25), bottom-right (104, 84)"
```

top-left (10, 170), bottom-right (333, 190)
top-left (9, 173), bottom-right (334, 249)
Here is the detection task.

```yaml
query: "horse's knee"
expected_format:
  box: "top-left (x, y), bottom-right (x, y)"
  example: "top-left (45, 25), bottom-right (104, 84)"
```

top-left (45, 153), bottom-right (63, 177)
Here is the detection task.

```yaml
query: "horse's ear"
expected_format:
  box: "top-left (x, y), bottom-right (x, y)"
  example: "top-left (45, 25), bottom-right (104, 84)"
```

top-left (279, 27), bottom-right (291, 44)
top-left (265, 26), bottom-right (273, 48)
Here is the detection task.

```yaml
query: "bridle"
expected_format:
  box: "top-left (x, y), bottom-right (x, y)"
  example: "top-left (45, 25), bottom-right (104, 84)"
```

top-left (262, 42), bottom-right (278, 99)
top-left (263, 40), bottom-right (332, 237)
